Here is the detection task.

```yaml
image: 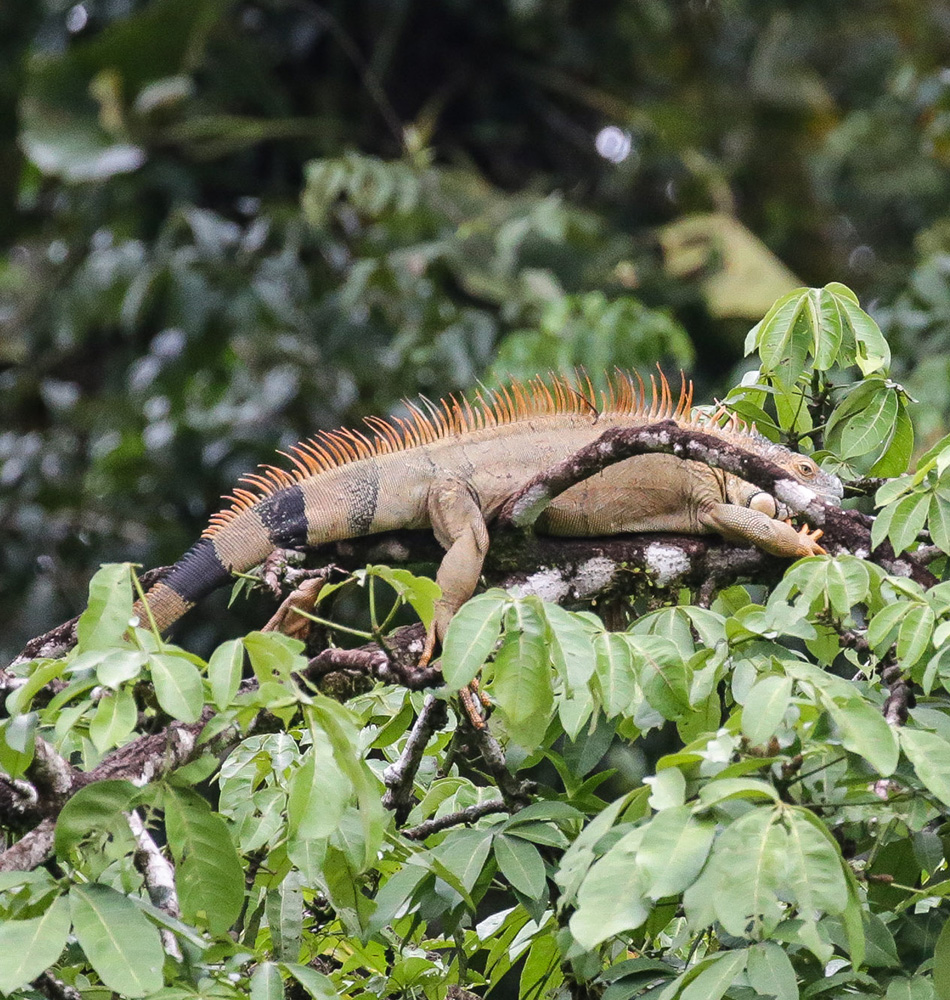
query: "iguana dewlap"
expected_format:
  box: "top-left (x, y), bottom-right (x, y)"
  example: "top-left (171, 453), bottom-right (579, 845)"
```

top-left (135, 372), bottom-right (843, 642)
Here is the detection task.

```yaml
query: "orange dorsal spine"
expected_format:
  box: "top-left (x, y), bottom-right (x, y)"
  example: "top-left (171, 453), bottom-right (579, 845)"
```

top-left (201, 369), bottom-right (704, 539)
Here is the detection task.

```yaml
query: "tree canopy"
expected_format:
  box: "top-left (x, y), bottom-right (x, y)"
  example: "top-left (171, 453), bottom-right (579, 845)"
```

top-left (5, 3), bottom-right (950, 999)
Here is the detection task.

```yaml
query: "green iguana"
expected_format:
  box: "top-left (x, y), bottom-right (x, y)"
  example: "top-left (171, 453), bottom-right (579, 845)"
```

top-left (135, 371), bottom-right (843, 651)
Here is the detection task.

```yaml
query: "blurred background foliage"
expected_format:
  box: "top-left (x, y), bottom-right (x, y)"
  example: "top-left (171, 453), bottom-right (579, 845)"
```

top-left (3, 0), bottom-right (950, 658)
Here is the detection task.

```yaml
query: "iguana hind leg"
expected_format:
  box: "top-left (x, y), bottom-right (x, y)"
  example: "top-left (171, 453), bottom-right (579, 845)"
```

top-left (700, 503), bottom-right (826, 557)
top-left (421, 479), bottom-right (490, 664)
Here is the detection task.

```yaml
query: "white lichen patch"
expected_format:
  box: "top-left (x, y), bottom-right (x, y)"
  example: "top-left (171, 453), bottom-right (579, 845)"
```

top-left (571, 555), bottom-right (618, 598)
top-left (509, 567), bottom-right (574, 604)
top-left (643, 541), bottom-right (691, 585)
top-left (513, 555), bottom-right (618, 603)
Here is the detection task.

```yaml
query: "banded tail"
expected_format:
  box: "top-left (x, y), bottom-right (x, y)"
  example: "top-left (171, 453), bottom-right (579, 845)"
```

top-left (135, 482), bottom-right (311, 632)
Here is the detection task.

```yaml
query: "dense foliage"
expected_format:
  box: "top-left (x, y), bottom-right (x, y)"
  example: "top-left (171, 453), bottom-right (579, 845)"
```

top-left (6, 2), bottom-right (950, 998)
top-left (5, 0), bottom-right (950, 658)
top-left (4, 289), bottom-right (950, 1000)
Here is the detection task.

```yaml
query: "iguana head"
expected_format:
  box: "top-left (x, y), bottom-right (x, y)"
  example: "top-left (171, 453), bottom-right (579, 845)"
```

top-left (762, 443), bottom-right (844, 505)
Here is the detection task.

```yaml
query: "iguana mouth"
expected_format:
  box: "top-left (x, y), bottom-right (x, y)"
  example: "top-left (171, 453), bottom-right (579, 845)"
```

top-left (815, 470), bottom-right (844, 505)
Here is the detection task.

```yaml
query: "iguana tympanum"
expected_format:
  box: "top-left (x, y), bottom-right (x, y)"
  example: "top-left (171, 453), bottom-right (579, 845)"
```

top-left (134, 371), bottom-right (843, 650)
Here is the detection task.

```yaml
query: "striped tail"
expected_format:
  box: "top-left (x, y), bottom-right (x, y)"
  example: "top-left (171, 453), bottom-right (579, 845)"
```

top-left (135, 482), bottom-right (311, 633)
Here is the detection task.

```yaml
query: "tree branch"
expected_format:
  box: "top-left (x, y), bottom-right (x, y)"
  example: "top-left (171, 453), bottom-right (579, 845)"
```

top-left (129, 810), bottom-right (182, 959)
top-left (382, 694), bottom-right (449, 821)
top-left (495, 419), bottom-right (935, 586)
top-left (404, 800), bottom-right (510, 840)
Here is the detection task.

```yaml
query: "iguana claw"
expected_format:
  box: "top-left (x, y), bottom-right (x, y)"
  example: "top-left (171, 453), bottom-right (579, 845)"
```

top-left (785, 518), bottom-right (826, 555)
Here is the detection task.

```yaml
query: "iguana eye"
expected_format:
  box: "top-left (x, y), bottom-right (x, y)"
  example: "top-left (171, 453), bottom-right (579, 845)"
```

top-left (796, 459), bottom-right (817, 478)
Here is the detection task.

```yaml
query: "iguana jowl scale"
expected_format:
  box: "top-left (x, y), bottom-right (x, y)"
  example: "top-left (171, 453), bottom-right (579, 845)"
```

top-left (136, 372), bottom-right (843, 644)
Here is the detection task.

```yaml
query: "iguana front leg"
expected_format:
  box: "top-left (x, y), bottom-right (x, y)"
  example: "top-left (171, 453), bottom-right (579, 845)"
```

top-left (422, 479), bottom-right (490, 663)
top-left (699, 502), bottom-right (826, 558)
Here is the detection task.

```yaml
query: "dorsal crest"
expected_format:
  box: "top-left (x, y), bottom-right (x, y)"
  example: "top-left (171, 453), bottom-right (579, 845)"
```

top-left (202, 369), bottom-right (699, 537)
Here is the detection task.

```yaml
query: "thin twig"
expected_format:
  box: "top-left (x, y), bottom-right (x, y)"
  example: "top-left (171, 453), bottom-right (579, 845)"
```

top-left (404, 800), bottom-right (510, 841)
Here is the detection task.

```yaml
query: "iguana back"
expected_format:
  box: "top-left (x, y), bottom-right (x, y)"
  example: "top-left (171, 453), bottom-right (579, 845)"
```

top-left (137, 372), bottom-right (842, 642)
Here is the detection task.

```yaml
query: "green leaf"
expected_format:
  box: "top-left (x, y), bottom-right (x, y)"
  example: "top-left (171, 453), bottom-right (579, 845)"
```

top-left (77, 564), bottom-right (134, 650)
top-left (593, 632), bottom-right (636, 717)
top-left (491, 601), bottom-right (552, 746)
top-left (630, 635), bottom-right (690, 719)
top-left (823, 695), bottom-right (899, 776)
top-left (697, 777), bottom-right (780, 807)
top-left (149, 652), bottom-right (204, 722)
top-left (897, 603), bottom-right (935, 670)
top-left (838, 295), bottom-right (890, 375)
top-left (0, 896), bottom-right (71, 995)
top-left (694, 806), bottom-right (786, 936)
top-left (636, 805), bottom-right (715, 899)
top-left (164, 787), bottom-right (244, 934)
top-left (309, 696), bottom-right (385, 870)
top-left (867, 602), bottom-right (911, 649)
top-left (933, 916), bottom-right (950, 1000)
top-left (281, 963), bottom-right (341, 1000)
top-left (520, 930), bottom-right (560, 1000)
top-left (679, 950), bottom-right (748, 1000)
top-left (826, 379), bottom-right (897, 461)
top-left (742, 675), bottom-right (792, 746)
top-left (887, 491), bottom-right (930, 555)
top-left (432, 827), bottom-right (495, 893)
top-left (89, 687), bottom-right (137, 752)
top-left (55, 779), bottom-right (139, 857)
top-left (96, 649), bottom-right (148, 688)
top-left (754, 289), bottom-right (812, 388)
top-left (570, 831), bottom-right (651, 948)
top-left (821, 557), bottom-right (870, 616)
top-left (869, 399), bottom-right (914, 477)
top-left (783, 808), bottom-right (848, 916)
top-left (287, 735), bottom-right (349, 839)
top-left (208, 639), bottom-right (244, 710)
top-left (251, 961), bottom-right (284, 1000)
top-left (243, 631), bottom-right (306, 684)
top-left (746, 942), bottom-right (798, 1000)
top-left (930, 494), bottom-right (950, 555)
top-left (266, 871), bottom-right (303, 962)
top-left (441, 591), bottom-right (507, 688)
top-left (69, 884), bottom-right (164, 997)
top-left (900, 728), bottom-right (950, 809)
top-left (371, 565), bottom-right (441, 629)
top-left (886, 977), bottom-right (935, 1000)
top-left (544, 602), bottom-right (597, 690)
top-left (494, 834), bottom-right (546, 897)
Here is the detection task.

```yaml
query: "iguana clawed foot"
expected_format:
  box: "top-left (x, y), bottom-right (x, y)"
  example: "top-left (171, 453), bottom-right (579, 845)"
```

top-left (784, 519), bottom-right (826, 556)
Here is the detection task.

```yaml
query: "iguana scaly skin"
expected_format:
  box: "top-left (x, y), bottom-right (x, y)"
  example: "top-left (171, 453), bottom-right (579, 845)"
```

top-left (135, 372), bottom-right (843, 643)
